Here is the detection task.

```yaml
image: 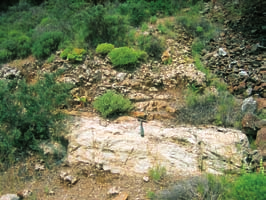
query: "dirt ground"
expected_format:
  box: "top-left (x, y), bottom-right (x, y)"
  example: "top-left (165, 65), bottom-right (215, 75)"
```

top-left (0, 154), bottom-right (186, 200)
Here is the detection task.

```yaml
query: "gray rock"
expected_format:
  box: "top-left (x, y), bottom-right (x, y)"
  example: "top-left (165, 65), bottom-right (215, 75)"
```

top-left (218, 48), bottom-right (227, 56)
top-left (241, 97), bottom-right (257, 113)
top-left (116, 73), bottom-right (127, 82)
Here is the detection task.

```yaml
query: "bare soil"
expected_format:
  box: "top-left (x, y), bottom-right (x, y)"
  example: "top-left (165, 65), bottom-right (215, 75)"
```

top-left (0, 155), bottom-right (185, 200)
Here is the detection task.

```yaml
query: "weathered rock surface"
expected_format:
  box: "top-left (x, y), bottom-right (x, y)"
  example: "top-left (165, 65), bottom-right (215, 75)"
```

top-left (0, 194), bottom-right (19, 200)
top-left (66, 116), bottom-right (250, 176)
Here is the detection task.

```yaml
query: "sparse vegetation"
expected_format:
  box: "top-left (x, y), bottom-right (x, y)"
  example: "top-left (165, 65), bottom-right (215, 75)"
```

top-left (149, 165), bottom-right (166, 182)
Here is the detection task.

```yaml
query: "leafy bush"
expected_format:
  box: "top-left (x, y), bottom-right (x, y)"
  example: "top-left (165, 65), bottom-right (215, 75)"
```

top-left (227, 174), bottom-right (266, 200)
top-left (0, 70), bottom-right (73, 164)
top-left (32, 31), bottom-right (63, 59)
top-left (149, 165), bottom-right (166, 182)
top-left (108, 47), bottom-right (147, 67)
top-left (96, 43), bottom-right (114, 55)
top-left (93, 90), bottom-right (133, 118)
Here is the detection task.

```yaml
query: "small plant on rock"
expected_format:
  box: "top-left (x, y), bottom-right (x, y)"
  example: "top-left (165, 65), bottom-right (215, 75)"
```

top-left (148, 165), bottom-right (166, 182)
top-left (93, 90), bottom-right (133, 118)
top-left (95, 43), bottom-right (114, 55)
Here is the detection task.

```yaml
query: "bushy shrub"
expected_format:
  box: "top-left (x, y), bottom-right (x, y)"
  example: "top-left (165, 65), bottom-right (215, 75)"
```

top-left (228, 174), bottom-right (266, 200)
top-left (137, 35), bottom-right (165, 58)
top-left (32, 31), bottom-right (63, 59)
top-left (150, 16), bottom-right (157, 24)
top-left (0, 70), bottom-right (73, 164)
top-left (60, 47), bottom-right (71, 59)
top-left (96, 43), bottom-right (114, 55)
top-left (155, 174), bottom-right (228, 200)
top-left (177, 85), bottom-right (242, 128)
top-left (93, 90), bottom-right (133, 118)
top-left (60, 47), bottom-right (86, 62)
top-left (67, 48), bottom-right (86, 62)
top-left (108, 47), bottom-right (147, 67)
top-left (0, 49), bottom-right (12, 63)
top-left (80, 5), bottom-right (129, 47)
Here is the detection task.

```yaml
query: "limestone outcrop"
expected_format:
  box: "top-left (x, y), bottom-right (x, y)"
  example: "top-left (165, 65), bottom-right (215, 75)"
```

top-left (66, 116), bottom-right (250, 176)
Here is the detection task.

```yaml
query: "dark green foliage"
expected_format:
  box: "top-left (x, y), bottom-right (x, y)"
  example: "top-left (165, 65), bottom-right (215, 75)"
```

top-left (136, 35), bottom-right (165, 58)
top-left (108, 47), bottom-right (147, 67)
top-left (0, 71), bottom-right (73, 163)
top-left (79, 5), bottom-right (129, 47)
top-left (93, 90), bottom-right (133, 118)
top-left (227, 174), bottom-right (266, 200)
top-left (32, 31), bottom-right (63, 59)
top-left (96, 43), bottom-right (114, 55)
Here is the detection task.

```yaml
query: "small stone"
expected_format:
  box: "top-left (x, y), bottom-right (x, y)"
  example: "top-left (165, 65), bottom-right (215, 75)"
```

top-left (107, 186), bottom-right (120, 195)
top-left (34, 163), bottom-right (45, 171)
top-left (143, 176), bottom-right (149, 182)
top-left (111, 192), bottom-right (129, 200)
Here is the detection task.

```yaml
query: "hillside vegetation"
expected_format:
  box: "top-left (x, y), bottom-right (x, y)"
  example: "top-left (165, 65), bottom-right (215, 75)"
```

top-left (0, 0), bottom-right (265, 199)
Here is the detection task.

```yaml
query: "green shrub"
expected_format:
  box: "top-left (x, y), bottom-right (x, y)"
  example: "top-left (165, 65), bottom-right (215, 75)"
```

top-left (228, 174), bottom-right (266, 200)
top-left (0, 70), bottom-right (73, 164)
top-left (108, 47), bottom-right (147, 67)
top-left (93, 90), bottom-right (133, 118)
top-left (47, 54), bottom-right (55, 63)
top-left (177, 85), bottom-right (242, 128)
top-left (0, 49), bottom-right (12, 63)
top-left (60, 47), bottom-right (72, 59)
top-left (96, 43), bottom-right (114, 55)
top-left (32, 31), bottom-right (63, 59)
top-left (67, 48), bottom-right (86, 62)
top-left (149, 165), bottom-right (166, 182)
top-left (157, 23), bottom-right (168, 34)
top-left (150, 16), bottom-right (157, 24)
top-left (60, 47), bottom-right (86, 62)
top-left (137, 35), bottom-right (165, 58)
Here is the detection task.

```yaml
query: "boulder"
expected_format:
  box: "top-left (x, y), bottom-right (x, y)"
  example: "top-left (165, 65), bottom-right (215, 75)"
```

top-left (66, 116), bottom-right (249, 176)
top-left (256, 127), bottom-right (266, 159)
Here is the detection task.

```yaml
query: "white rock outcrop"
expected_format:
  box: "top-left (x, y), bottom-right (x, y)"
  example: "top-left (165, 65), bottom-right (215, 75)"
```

top-left (66, 116), bottom-right (249, 176)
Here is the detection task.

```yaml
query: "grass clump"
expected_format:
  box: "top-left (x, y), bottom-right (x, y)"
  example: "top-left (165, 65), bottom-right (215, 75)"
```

top-left (0, 70), bottom-right (73, 166)
top-left (93, 90), bottom-right (133, 118)
top-left (148, 165), bottom-right (166, 182)
top-left (96, 43), bottom-right (114, 55)
top-left (108, 47), bottom-right (147, 68)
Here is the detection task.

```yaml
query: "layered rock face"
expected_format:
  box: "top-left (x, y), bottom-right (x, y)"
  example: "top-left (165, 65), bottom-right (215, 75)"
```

top-left (66, 116), bottom-right (250, 176)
